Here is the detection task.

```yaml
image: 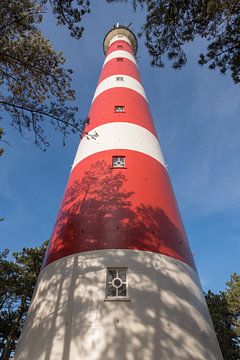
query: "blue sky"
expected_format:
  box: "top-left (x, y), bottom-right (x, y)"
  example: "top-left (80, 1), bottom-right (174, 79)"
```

top-left (1, 1), bottom-right (240, 293)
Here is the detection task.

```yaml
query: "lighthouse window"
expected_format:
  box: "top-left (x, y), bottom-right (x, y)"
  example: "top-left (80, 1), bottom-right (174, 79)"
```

top-left (105, 268), bottom-right (128, 299)
top-left (116, 58), bottom-right (124, 62)
top-left (116, 76), bottom-right (124, 81)
top-left (117, 45), bottom-right (123, 49)
top-left (112, 156), bottom-right (126, 168)
top-left (115, 105), bottom-right (125, 113)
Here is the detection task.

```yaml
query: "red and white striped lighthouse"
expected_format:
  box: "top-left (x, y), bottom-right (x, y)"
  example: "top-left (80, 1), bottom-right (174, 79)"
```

top-left (15, 25), bottom-right (223, 360)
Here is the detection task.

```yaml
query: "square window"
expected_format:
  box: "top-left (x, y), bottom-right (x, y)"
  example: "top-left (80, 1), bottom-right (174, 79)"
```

top-left (106, 268), bottom-right (128, 299)
top-left (112, 156), bottom-right (126, 168)
top-left (117, 58), bottom-right (124, 62)
top-left (117, 45), bottom-right (123, 49)
top-left (116, 76), bottom-right (124, 81)
top-left (114, 105), bottom-right (125, 113)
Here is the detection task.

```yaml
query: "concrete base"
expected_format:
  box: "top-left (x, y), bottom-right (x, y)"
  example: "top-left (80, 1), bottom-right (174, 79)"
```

top-left (15, 250), bottom-right (223, 360)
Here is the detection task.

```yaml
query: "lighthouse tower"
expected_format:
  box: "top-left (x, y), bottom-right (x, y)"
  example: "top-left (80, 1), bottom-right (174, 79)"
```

top-left (15, 25), bottom-right (223, 360)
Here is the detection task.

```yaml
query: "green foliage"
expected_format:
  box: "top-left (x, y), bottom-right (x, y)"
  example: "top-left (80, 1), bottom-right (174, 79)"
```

top-left (108, 0), bottom-right (240, 84)
top-left (0, 242), bottom-right (48, 359)
top-left (1, 0), bottom-right (239, 149)
top-left (205, 274), bottom-right (240, 360)
top-left (44, 0), bottom-right (90, 39)
top-left (0, 0), bottom-right (90, 149)
top-left (225, 273), bottom-right (240, 341)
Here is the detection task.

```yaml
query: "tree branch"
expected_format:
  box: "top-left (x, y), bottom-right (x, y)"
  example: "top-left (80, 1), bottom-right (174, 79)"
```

top-left (0, 99), bottom-right (82, 132)
top-left (0, 67), bottom-right (22, 85)
top-left (0, 11), bottom-right (45, 32)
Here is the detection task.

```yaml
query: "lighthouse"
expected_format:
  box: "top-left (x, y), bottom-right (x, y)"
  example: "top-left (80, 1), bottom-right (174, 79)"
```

top-left (15, 25), bottom-right (223, 360)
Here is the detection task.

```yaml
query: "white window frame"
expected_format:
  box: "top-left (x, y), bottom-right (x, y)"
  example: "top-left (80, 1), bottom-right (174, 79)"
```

top-left (114, 105), bottom-right (125, 113)
top-left (105, 267), bottom-right (129, 301)
top-left (112, 156), bottom-right (126, 168)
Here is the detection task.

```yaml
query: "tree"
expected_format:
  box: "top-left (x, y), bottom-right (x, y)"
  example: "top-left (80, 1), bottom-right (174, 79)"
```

top-left (108, 0), bottom-right (240, 84)
top-left (0, 0), bottom-right (91, 149)
top-left (225, 273), bottom-right (240, 347)
top-left (0, 242), bottom-right (48, 359)
top-left (2, 1), bottom-right (240, 149)
top-left (205, 274), bottom-right (240, 360)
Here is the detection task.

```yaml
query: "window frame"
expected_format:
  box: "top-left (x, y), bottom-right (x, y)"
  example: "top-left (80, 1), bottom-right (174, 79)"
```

top-left (116, 76), bottom-right (124, 82)
top-left (114, 105), bottom-right (125, 113)
top-left (105, 267), bottom-right (130, 301)
top-left (112, 156), bottom-right (126, 169)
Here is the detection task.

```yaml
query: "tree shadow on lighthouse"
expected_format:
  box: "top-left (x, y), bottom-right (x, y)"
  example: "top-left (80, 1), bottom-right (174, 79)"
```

top-left (43, 159), bottom-right (193, 269)
top-left (15, 159), bottom-right (222, 360)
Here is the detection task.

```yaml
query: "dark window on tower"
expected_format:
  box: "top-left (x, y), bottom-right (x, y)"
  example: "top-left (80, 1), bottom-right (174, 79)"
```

top-left (112, 156), bottom-right (126, 168)
top-left (117, 45), bottom-right (123, 49)
top-left (117, 58), bottom-right (124, 62)
top-left (114, 105), bottom-right (125, 113)
top-left (116, 76), bottom-right (124, 81)
top-left (105, 268), bottom-right (128, 299)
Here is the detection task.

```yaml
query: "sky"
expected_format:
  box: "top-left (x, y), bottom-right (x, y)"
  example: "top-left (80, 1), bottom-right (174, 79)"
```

top-left (1, 1), bottom-right (240, 293)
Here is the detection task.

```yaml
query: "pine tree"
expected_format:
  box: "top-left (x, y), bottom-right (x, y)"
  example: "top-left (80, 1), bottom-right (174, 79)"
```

top-left (0, 1), bottom-right (90, 149)
top-left (205, 274), bottom-right (240, 360)
top-left (108, 0), bottom-right (240, 84)
top-left (0, 242), bottom-right (48, 359)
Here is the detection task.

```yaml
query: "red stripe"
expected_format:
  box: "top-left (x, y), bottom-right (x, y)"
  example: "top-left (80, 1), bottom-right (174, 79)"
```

top-left (85, 88), bottom-right (157, 136)
top-left (42, 150), bottom-right (195, 270)
top-left (107, 40), bottom-right (134, 56)
top-left (99, 58), bottom-right (141, 84)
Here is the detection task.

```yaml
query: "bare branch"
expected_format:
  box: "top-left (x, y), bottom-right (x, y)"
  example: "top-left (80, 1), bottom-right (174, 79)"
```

top-left (0, 100), bottom-right (82, 132)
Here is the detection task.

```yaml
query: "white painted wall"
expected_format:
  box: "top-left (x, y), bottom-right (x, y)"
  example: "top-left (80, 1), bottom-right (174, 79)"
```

top-left (15, 250), bottom-right (223, 360)
top-left (109, 35), bottom-right (132, 47)
top-left (92, 75), bottom-right (147, 103)
top-left (72, 122), bottom-right (166, 170)
top-left (103, 50), bottom-right (137, 67)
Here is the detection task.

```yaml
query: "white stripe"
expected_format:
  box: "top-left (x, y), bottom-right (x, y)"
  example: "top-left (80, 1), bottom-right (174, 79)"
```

top-left (72, 122), bottom-right (166, 169)
top-left (103, 50), bottom-right (137, 67)
top-left (109, 34), bottom-right (132, 47)
top-left (92, 75), bottom-right (147, 103)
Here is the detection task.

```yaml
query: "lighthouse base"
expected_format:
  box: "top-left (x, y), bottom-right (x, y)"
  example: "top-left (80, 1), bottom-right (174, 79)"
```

top-left (15, 249), bottom-right (223, 360)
